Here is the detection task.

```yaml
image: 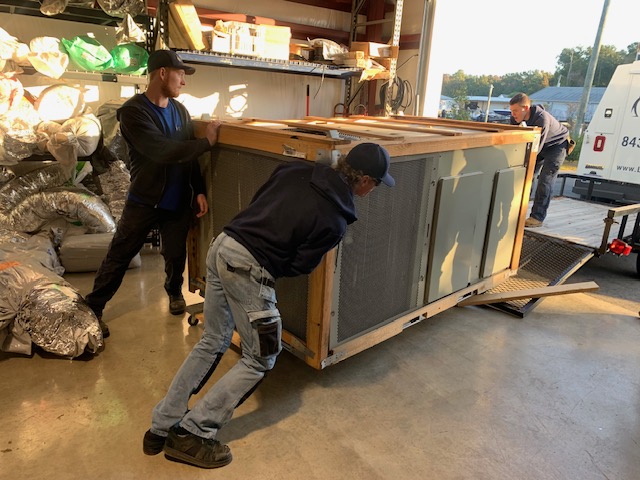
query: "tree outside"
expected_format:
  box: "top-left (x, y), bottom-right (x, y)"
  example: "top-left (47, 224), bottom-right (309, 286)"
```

top-left (440, 42), bottom-right (638, 155)
top-left (441, 42), bottom-right (638, 113)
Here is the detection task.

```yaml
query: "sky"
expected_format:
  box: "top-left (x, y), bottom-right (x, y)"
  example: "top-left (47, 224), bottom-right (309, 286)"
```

top-left (429, 0), bottom-right (640, 76)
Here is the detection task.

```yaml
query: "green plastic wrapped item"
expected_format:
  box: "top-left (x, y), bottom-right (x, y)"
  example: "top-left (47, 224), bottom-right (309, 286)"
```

top-left (61, 36), bottom-right (113, 72)
top-left (110, 43), bottom-right (148, 75)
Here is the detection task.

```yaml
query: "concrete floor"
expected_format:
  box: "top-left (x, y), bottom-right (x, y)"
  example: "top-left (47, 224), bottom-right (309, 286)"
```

top-left (1, 249), bottom-right (639, 480)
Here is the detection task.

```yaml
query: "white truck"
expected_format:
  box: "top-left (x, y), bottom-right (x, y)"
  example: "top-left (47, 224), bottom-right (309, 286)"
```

top-left (574, 55), bottom-right (640, 203)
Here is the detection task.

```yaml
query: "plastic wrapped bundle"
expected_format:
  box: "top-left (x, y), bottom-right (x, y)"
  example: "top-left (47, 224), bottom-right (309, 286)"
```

top-left (35, 120), bottom-right (63, 152)
top-left (59, 232), bottom-right (141, 272)
top-left (0, 125), bottom-right (37, 165)
top-left (0, 228), bottom-right (30, 245)
top-left (96, 99), bottom-right (129, 165)
top-left (0, 166), bottom-right (15, 186)
top-left (97, 0), bottom-right (145, 18)
top-left (59, 113), bottom-right (102, 157)
top-left (39, 0), bottom-right (68, 16)
top-left (0, 76), bottom-right (24, 116)
top-left (0, 250), bottom-right (103, 357)
top-left (97, 160), bottom-right (130, 220)
top-left (0, 162), bottom-right (73, 215)
top-left (116, 14), bottom-right (147, 44)
top-left (61, 36), bottom-right (113, 72)
top-left (27, 37), bottom-right (69, 79)
top-left (0, 27), bottom-right (22, 60)
top-left (0, 230), bottom-right (64, 275)
top-left (111, 43), bottom-right (148, 75)
top-left (8, 187), bottom-right (116, 234)
top-left (34, 84), bottom-right (85, 122)
top-left (16, 278), bottom-right (102, 356)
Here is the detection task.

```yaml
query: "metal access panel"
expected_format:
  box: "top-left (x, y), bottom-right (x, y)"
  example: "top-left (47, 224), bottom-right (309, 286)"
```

top-left (426, 171), bottom-right (484, 302)
top-left (191, 146), bottom-right (311, 342)
top-left (481, 166), bottom-right (527, 277)
top-left (329, 155), bottom-right (434, 348)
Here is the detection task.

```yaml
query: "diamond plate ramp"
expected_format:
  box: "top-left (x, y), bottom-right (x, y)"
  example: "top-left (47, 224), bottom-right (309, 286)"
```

top-left (486, 230), bottom-right (595, 317)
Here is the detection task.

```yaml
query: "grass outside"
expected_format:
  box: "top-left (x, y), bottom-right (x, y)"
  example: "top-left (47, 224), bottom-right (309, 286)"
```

top-left (561, 159), bottom-right (578, 172)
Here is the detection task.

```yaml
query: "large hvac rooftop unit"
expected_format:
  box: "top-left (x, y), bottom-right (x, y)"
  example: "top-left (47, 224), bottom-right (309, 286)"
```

top-left (188, 116), bottom-right (539, 369)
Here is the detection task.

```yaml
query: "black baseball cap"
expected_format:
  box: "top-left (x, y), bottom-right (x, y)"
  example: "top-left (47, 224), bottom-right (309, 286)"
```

top-left (147, 50), bottom-right (195, 75)
top-left (345, 143), bottom-right (395, 186)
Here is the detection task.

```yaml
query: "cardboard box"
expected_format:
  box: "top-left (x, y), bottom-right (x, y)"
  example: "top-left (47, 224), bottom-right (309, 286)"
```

top-left (350, 41), bottom-right (398, 59)
top-left (205, 29), bottom-right (231, 54)
top-left (260, 24), bottom-right (291, 61)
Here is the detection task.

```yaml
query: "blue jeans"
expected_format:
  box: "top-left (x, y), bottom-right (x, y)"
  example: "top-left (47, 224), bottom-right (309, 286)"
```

top-left (151, 232), bottom-right (281, 439)
top-left (530, 142), bottom-right (567, 222)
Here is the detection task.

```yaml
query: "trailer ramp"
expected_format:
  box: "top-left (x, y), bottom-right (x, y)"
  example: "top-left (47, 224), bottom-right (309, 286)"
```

top-left (486, 230), bottom-right (594, 317)
top-left (472, 195), bottom-right (640, 317)
top-left (485, 196), bottom-right (640, 316)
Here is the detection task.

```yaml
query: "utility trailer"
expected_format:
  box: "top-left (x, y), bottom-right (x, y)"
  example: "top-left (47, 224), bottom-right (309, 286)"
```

top-left (187, 115), bottom-right (540, 368)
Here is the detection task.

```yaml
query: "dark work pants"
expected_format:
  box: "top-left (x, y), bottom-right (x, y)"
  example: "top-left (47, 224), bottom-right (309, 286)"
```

top-left (530, 142), bottom-right (567, 222)
top-left (85, 201), bottom-right (193, 318)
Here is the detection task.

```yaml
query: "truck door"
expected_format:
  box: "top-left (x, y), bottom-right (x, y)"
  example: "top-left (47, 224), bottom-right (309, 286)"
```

top-left (609, 73), bottom-right (640, 184)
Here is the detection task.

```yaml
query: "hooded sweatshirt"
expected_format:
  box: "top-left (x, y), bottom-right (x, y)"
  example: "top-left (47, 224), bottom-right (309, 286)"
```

top-left (224, 161), bottom-right (357, 279)
top-left (511, 104), bottom-right (569, 154)
top-left (116, 94), bottom-right (211, 208)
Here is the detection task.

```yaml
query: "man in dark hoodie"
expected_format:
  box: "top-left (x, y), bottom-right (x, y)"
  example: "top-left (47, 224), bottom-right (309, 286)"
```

top-left (510, 92), bottom-right (569, 227)
top-left (85, 50), bottom-right (221, 338)
top-left (142, 143), bottom-right (395, 469)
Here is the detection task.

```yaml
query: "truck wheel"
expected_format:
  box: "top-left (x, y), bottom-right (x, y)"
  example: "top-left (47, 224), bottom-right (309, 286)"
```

top-left (636, 252), bottom-right (640, 278)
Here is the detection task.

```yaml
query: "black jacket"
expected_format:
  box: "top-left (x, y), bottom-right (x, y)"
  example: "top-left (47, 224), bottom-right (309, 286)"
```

top-left (511, 104), bottom-right (569, 154)
top-left (224, 161), bottom-right (357, 279)
top-left (117, 94), bottom-right (210, 207)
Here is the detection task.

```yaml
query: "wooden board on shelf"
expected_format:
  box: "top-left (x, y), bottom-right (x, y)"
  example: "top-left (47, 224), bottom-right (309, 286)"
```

top-left (168, 0), bottom-right (207, 50)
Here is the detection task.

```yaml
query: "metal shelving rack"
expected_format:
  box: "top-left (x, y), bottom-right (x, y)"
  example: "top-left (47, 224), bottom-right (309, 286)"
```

top-left (176, 50), bottom-right (362, 79)
top-left (0, 0), bottom-right (157, 53)
top-left (344, 0), bottom-right (404, 115)
top-left (155, 0), bottom-right (361, 80)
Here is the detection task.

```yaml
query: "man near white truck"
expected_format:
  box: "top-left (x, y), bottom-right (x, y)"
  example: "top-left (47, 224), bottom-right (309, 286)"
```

top-left (510, 92), bottom-right (570, 227)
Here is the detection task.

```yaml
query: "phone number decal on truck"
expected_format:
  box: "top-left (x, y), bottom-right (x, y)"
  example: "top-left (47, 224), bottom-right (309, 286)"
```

top-left (621, 136), bottom-right (640, 148)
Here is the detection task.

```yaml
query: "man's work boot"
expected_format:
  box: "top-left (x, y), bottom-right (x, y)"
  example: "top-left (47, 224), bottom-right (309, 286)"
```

top-left (163, 426), bottom-right (232, 469)
top-left (169, 294), bottom-right (186, 315)
top-left (525, 216), bottom-right (543, 228)
top-left (143, 429), bottom-right (166, 455)
top-left (99, 319), bottom-right (110, 338)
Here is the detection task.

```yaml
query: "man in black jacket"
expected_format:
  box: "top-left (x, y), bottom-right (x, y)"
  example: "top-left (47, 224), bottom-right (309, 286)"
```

top-left (143, 143), bottom-right (395, 469)
top-left (85, 50), bottom-right (221, 338)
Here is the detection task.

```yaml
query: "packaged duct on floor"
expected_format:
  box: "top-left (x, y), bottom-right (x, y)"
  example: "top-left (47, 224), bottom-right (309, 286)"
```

top-left (0, 249), bottom-right (103, 357)
top-left (5, 187), bottom-right (116, 234)
top-left (0, 162), bottom-right (73, 215)
top-left (0, 229), bottom-right (64, 275)
top-left (59, 232), bottom-right (141, 273)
